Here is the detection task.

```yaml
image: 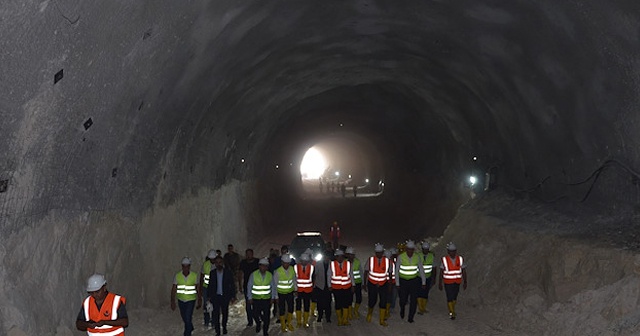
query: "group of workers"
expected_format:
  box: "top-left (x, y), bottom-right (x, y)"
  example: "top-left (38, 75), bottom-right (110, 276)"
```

top-left (75, 240), bottom-right (466, 336)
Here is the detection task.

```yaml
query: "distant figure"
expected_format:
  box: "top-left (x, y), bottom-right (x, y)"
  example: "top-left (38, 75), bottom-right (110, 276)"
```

top-left (319, 180), bottom-right (324, 193)
top-left (331, 182), bottom-right (335, 193)
top-left (340, 183), bottom-right (346, 198)
top-left (329, 221), bottom-right (340, 250)
top-left (76, 273), bottom-right (128, 335)
top-left (352, 185), bottom-right (357, 197)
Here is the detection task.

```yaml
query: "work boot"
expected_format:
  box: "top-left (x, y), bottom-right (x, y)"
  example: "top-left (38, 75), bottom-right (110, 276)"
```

top-left (296, 310), bottom-right (302, 328)
top-left (400, 305), bottom-right (405, 319)
top-left (366, 307), bottom-right (373, 322)
top-left (385, 303), bottom-right (391, 320)
top-left (279, 316), bottom-right (287, 332)
top-left (417, 298), bottom-right (425, 315)
top-left (354, 303), bottom-right (361, 318)
top-left (336, 309), bottom-right (344, 326)
top-left (447, 301), bottom-right (456, 320)
top-left (255, 322), bottom-right (261, 333)
top-left (342, 308), bottom-right (351, 325)
top-left (310, 302), bottom-right (317, 317)
top-left (303, 312), bottom-right (310, 327)
top-left (286, 312), bottom-right (295, 331)
top-left (379, 308), bottom-right (388, 326)
top-left (348, 306), bottom-right (354, 320)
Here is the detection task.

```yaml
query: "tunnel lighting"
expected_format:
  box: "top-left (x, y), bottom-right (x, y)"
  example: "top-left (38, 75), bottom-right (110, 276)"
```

top-left (314, 253), bottom-right (323, 261)
top-left (275, 164), bottom-right (279, 169)
top-left (300, 147), bottom-right (327, 179)
top-left (340, 123), bottom-right (343, 127)
top-left (365, 178), bottom-right (369, 183)
top-left (335, 171), bottom-right (340, 176)
top-left (473, 156), bottom-right (477, 161)
top-left (469, 175), bottom-right (477, 185)
top-left (348, 174), bottom-right (352, 179)
top-left (241, 158), bottom-right (245, 163)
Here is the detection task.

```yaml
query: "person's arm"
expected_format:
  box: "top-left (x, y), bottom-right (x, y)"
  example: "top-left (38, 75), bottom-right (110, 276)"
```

top-left (438, 258), bottom-right (444, 290)
top-left (394, 259), bottom-right (400, 287)
top-left (271, 273), bottom-right (278, 302)
top-left (326, 264), bottom-right (333, 291)
top-left (417, 256), bottom-right (426, 286)
top-left (171, 283), bottom-right (177, 310)
top-left (229, 270), bottom-right (237, 302)
top-left (461, 258), bottom-right (468, 290)
top-left (247, 273), bottom-right (254, 302)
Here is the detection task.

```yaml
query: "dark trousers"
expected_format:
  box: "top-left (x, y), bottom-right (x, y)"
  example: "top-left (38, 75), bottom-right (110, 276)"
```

top-left (211, 294), bottom-right (230, 333)
top-left (398, 278), bottom-right (420, 320)
top-left (352, 283), bottom-right (362, 304)
top-left (332, 288), bottom-right (351, 310)
top-left (178, 300), bottom-right (195, 336)
top-left (367, 282), bottom-right (388, 309)
top-left (295, 291), bottom-right (312, 311)
top-left (418, 277), bottom-right (433, 299)
top-left (315, 287), bottom-right (332, 321)
top-left (388, 283), bottom-right (397, 310)
top-left (202, 286), bottom-right (210, 326)
top-left (244, 288), bottom-right (255, 324)
top-left (277, 292), bottom-right (294, 316)
top-left (253, 299), bottom-right (271, 336)
top-left (444, 283), bottom-right (461, 302)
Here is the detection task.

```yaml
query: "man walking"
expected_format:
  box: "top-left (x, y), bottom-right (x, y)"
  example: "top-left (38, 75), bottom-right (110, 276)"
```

top-left (223, 244), bottom-right (242, 290)
top-left (239, 248), bottom-right (259, 327)
top-left (294, 253), bottom-right (315, 328)
top-left (327, 249), bottom-right (354, 326)
top-left (248, 258), bottom-right (276, 336)
top-left (171, 257), bottom-right (202, 336)
top-left (438, 242), bottom-right (467, 320)
top-left (208, 256), bottom-right (236, 336)
top-left (274, 254), bottom-right (296, 332)
top-left (314, 248), bottom-right (332, 323)
top-left (417, 242), bottom-right (437, 315)
top-left (76, 274), bottom-right (128, 335)
top-left (200, 249), bottom-right (216, 329)
top-left (346, 247), bottom-right (363, 319)
top-left (363, 243), bottom-right (391, 326)
top-left (395, 240), bottom-right (426, 323)
top-left (329, 221), bottom-right (340, 250)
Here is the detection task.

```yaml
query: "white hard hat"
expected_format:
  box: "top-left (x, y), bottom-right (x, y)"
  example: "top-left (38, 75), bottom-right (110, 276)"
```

top-left (374, 243), bottom-right (384, 252)
top-left (207, 249), bottom-right (217, 259)
top-left (281, 254), bottom-right (292, 263)
top-left (422, 242), bottom-right (431, 250)
top-left (405, 240), bottom-right (416, 249)
top-left (300, 253), bottom-right (310, 261)
top-left (181, 257), bottom-right (192, 265)
top-left (259, 258), bottom-right (269, 266)
top-left (304, 248), bottom-right (313, 255)
top-left (345, 247), bottom-right (355, 254)
top-left (334, 249), bottom-right (344, 256)
top-left (446, 242), bottom-right (457, 251)
top-left (86, 274), bottom-right (107, 292)
top-left (383, 250), bottom-right (392, 259)
top-left (390, 248), bottom-right (398, 255)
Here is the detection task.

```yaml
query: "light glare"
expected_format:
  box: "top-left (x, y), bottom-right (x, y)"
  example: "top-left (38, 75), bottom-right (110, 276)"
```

top-left (300, 147), bottom-right (327, 179)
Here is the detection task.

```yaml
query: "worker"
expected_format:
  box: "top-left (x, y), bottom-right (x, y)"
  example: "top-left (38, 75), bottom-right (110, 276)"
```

top-left (395, 240), bottom-right (426, 323)
top-left (207, 256), bottom-right (237, 336)
top-left (200, 249), bottom-right (216, 329)
top-left (438, 242), bottom-right (468, 320)
top-left (327, 249), bottom-right (354, 326)
top-left (302, 248), bottom-right (318, 318)
top-left (274, 254), bottom-right (297, 332)
top-left (363, 243), bottom-right (391, 326)
top-left (329, 221), bottom-right (341, 250)
top-left (76, 273), bottom-right (128, 335)
top-left (314, 247), bottom-right (332, 323)
top-left (223, 244), bottom-right (242, 290)
top-left (239, 248), bottom-right (260, 327)
top-left (171, 257), bottom-right (202, 336)
top-left (346, 246), bottom-right (363, 319)
top-left (248, 258), bottom-right (277, 336)
top-left (417, 242), bottom-right (437, 315)
top-left (385, 248), bottom-right (398, 320)
top-left (270, 245), bottom-right (295, 321)
top-left (294, 253), bottom-right (315, 327)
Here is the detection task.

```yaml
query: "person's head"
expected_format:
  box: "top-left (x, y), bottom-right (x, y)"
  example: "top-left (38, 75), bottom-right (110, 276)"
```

top-left (281, 254), bottom-right (292, 268)
top-left (214, 255), bottom-right (224, 269)
top-left (246, 249), bottom-right (254, 259)
top-left (390, 247), bottom-right (398, 257)
top-left (281, 245), bottom-right (289, 254)
top-left (333, 221), bottom-right (338, 227)
top-left (446, 242), bottom-right (457, 257)
top-left (421, 242), bottom-right (431, 254)
top-left (405, 240), bottom-right (416, 256)
top-left (259, 258), bottom-right (269, 272)
top-left (300, 253), bottom-right (310, 265)
top-left (181, 257), bottom-right (192, 274)
top-left (86, 274), bottom-right (108, 302)
top-left (334, 249), bottom-right (345, 261)
top-left (216, 249), bottom-right (222, 256)
top-left (228, 244), bottom-right (235, 253)
top-left (345, 246), bottom-right (355, 260)
top-left (207, 249), bottom-right (217, 260)
top-left (374, 243), bottom-right (384, 258)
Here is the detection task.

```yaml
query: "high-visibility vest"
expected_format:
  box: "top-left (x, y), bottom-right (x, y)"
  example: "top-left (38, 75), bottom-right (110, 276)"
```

top-left (330, 260), bottom-right (352, 289)
top-left (295, 264), bottom-right (314, 293)
top-left (442, 255), bottom-right (464, 284)
top-left (276, 266), bottom-right (295, 294)
top-left (251, 270), bottom-right (273, 300)
top-left (202, 260), bottom-right (213, 288)
top-left (175, 272), bottom-right (198, 301)
top-left (422, 252), bottom-right (434, 278)
top-left (352, 258), bottom-right (362, 284)
top-left (367, 256), bottom-right (389, 285)
top-left (82, 292), bottom-right (126, 336)
top-left (398, 253), bottom-right (419, 280)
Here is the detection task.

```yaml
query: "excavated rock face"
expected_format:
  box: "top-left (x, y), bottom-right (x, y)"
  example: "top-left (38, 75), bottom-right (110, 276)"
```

top-left (1, 0), bottom-right (639, 334)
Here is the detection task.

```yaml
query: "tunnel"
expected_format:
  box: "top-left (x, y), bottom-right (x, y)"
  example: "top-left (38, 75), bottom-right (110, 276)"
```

top-left (2, 1), bottom-right (640, 335)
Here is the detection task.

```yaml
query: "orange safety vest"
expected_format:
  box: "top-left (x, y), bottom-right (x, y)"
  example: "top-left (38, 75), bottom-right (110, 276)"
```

top-left (442, 255), bottom-right (464, 284)
top-left (367, 256), bottom-right (389, 286)
top-left (295, 264), bottom-right (314, 293)
top-left (330, 260), bottom-right (352, 289)
top-left (82, 292), bottom-right (126, 336)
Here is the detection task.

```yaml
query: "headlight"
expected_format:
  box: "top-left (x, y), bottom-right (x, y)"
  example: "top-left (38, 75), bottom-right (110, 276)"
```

top-left (314, 253), bottom-right (323, 261)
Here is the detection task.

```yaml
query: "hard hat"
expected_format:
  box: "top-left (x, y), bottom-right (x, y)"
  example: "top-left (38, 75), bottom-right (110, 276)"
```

top-left (334, 249), bottom-right (344, 256)
top-left (390, 248), bottom-right (398, 255)
top-left (405, 240), bottom-right (416, 249)
top-left (181, 257), bottom-right (192, 265)
top-left (304, 248), bottom-right (313, 255)
top-left (281, 254), bottom-right (292, 263)
top-left (300, 253), bottom-right (310, 261)
top-left (259, 258), bottom-right (269, 266)
top-left (422, 242), bottom-right (430, 250)
top-left (207, 249), bottom-right (217, 259)
top-left (447, 242), bottom-right (457, 251)
top-left (345, 247), bottom-right (355, 254)
top-left (383, 250), bottom-right (392, 259)
top-left (86, 274), bottom-right (107, 292)
top-left (374, 243), bottom-right (384, 252)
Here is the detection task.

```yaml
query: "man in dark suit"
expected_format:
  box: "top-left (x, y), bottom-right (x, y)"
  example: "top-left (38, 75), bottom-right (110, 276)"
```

top-left (208, 256), bottom-right (237, 336)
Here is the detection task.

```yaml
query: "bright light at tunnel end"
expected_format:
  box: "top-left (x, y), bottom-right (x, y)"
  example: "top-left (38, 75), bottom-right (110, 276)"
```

top-left (300, 147), bottom-right (327, 179)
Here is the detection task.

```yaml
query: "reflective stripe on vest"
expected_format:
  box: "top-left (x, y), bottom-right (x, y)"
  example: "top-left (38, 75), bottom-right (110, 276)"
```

top-left (330, 260), bottom-right (352, 289)
top-left (295, 264), bottom-right (314, 293)
top-left (442, 255), bottom-right (463, 284)
top-left (352, 258), bottom-right (362, 284)
top-left (368, 256), bottom-right (389, 285)
top-left (276, 267), bottom-right (295, 294)
top-left (251, 270), bottom-right (273, 299)
top-left (398, 253), bottom-right (419, 280)
top-left (176, 272), bottom-right (198, 301)
top-left (202, 260), bottom-right (213, 288)
top-left (422, 252), bottom-right (434, 277)
top-left (83, 292), bottom-right (125, 336)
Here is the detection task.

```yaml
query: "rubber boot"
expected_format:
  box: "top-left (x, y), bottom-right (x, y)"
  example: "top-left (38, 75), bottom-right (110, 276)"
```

top-left (280, 316), bottom-right (287, 332)
top-left (424, 298), bottom-right (429, 313)
top-left (348, 306), bottom-right (354, 320)
top-left (310, 301), bottom-right (317, 317)
top-left (303, 312), bottom-right (310, 327)
top-left (336, 309), bottom-right (344, 326)
top-left (417, 298), bottom-right (425, 315)
top-left (447, 301), bottom-right (455, 320)
top-left (452, 300), bottom-right (457, 319)
top-left (354, 303), bottom-right (361, 318)
top-left (379, 308), bottom-right (388, 326)
top-left (385, 303), bottom-right (391, 320)
top-left (366, 307), bottom-right (373, 322)
top-left (287, 312), bottom-right (295, 331)
top-left (296, 310), bottom-right (302, 328)
top-left (342, 308), bottom-right (351, 325)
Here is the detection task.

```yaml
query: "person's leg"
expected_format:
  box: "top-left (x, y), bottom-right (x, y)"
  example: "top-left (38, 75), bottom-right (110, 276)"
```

top-left (179, 300), bottom-right (195, 336)
top-left (202, 286), bottom-right (210, 327)
top-left (354, 283), bottom-right (362, 317)
top-left (295, 293), bottom-right (303, 327)
top-left (398, 280), bottom-right (408, 318)
top-left (178, 300), bottom-right (188, 336)
top-left (244, 290), bottom-right (254, 326)
top-left (285, 293), bottom-right (295, 330)
top-left (212, 295), bottom-right (222, 334)
top-left (221, 298), bottom-right (230, 334)
top-left (278, 293), bottom-right (287, 331)
top-left (407, 278), bottom-right (419, 322)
